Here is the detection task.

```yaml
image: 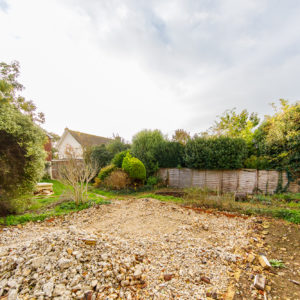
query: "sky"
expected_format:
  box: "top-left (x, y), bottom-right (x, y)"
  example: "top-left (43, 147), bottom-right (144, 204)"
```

top-left (1, 0), bottom-right (300, 141)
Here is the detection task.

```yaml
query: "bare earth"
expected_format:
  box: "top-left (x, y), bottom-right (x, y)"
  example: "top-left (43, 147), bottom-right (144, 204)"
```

top-left (0, 198), bottom-right (254, 299)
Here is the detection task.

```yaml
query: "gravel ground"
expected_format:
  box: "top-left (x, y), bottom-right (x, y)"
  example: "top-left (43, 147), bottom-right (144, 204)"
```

top-left (0, 198), bottom-right (252, 299)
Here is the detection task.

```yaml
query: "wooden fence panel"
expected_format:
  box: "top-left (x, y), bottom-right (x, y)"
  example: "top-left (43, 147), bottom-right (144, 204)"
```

top-left (179, 168), bottom-right (192, 188)
top-left (222, 170), bottom-right (238, 193)
top-left (258, 170), bottom-right (268, 194)
top-left (191, 170), bottom-right (206, 188)
top-left (267, 171), bottom-right (279, 194)
top-left (205, 170), bottom-right (221, 191)
top-left (238, 169), bottom-right (257, 194)
top-left (168, 168), bottom-right (180, 187)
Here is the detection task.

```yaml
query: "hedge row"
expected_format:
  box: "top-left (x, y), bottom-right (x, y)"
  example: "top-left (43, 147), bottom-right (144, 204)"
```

top-left (184, 137), bottom-right (248, 170)
top-left (131, 130), bottom-right (248, 175)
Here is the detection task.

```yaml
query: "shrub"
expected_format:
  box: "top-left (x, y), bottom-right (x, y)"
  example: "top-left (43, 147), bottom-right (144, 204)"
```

top-left (112, 150), bottom-right (130, 168)
top-left (0, 103), bottom-right (46, 214)
top-left (184, 136), bottom-right (247, 169)
top-left (146, 176), bottom-right (160, 186)
top-left (97, 164), bottom-right (116, 181)
top-left (122, 153), bottom-right (146, 181)
top-left (103, 170), bottom-right (129, 190)
top-left (89, 144), bottom-right (113, 170)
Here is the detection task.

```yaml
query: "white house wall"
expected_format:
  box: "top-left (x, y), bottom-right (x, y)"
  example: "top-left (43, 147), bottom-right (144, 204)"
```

top-left (58, 132), bottom-right (83, 158)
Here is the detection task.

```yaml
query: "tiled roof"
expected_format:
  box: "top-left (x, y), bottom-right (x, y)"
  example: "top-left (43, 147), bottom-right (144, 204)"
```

top-left (68, 129), bottom-right (112, 147)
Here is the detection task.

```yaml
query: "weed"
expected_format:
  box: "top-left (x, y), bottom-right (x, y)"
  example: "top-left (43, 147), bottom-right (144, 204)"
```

top-left (270, 259), bottom-right (286, 268)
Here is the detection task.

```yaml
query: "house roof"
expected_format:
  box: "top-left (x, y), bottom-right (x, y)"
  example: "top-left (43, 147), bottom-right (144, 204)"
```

top-left (67, 129), bottom-right (112, 147)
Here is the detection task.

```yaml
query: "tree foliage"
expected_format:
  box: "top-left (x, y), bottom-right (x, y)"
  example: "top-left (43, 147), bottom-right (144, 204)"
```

top-left (131, 129), bottom-right (165, 176)
top-left (106, 135), bottom-right (130, 157)
top-left (209, 108), bottom-right (260, 147)
top-left (254, 100), bottom-right (300, 175)
top-left (0, 61), bottom-right (45, 123)
top-left (172, 129), bottom-right (191, 145)
top-left (89, 144), bottom-right (113, 170)
top-left (0, 103), bottom-right (46, 207)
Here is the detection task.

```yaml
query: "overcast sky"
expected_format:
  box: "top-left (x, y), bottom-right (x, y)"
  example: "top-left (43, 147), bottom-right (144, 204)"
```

top-left (1, 0), bottom-right (299, 141)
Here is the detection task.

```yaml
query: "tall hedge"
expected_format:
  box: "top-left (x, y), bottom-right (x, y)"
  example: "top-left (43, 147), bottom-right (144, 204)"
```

top-left (156, 141), bottom-right (185, 168)
top-left (184, 136), bottom-right (247, 169)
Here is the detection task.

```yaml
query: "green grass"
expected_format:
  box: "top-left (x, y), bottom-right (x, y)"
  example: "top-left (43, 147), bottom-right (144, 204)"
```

top-left (0, 180), bottom-right (111, 226)
top-left (1, 198), bottom-right (110, 226)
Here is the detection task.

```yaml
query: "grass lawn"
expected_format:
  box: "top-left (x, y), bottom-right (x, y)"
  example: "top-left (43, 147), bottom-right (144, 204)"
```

top-left (0, 180), bottom-right (111, 226)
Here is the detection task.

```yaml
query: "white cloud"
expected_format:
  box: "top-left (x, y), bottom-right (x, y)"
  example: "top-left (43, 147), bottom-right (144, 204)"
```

top-left (1, 0), bottom-right (299, 140)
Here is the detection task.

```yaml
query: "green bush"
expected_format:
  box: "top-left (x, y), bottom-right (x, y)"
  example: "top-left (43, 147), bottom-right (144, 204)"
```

top-left (112, 150), bottom-right (130, 168)
top-left (89, 144), bottom-right (113, 170)
top-left (97, 164), bottom-right (116, 181)
top-left (0, 103), bottom-right (46, 214)
top-left (122, 153), bottom-right (146, 181)
top-left (184, 136), bottom-right (247, 169)
top-left (146, 176), bottom-right (160, 186)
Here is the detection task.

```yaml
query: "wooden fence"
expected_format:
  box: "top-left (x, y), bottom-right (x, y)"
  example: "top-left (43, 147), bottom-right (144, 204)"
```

top-left (157, 168), bottom-right (300, 194)
top-left (51, 159), bottom-right (84, 179)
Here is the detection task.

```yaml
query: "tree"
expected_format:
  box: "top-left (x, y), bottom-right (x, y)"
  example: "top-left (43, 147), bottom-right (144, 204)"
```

top-left (0, 103), bottom-right (46, 214)
top-left (255, 99), bottom-right (300, 176)
top-left (0, 61), bottom-right (46, 215)
top-left (209, 108), bottom-right (260, 146)
top-left (58, 146), bottom-right (98, 205)
top-left (89, 144), bottom-right (113, 170)
top-left (0, 61), bottom-right (45, 123)
top-left (131, 129), bottom-right (165, 176)
top-left (106, 135), bottom-right (130, 156)
top-left (172, 129), bottom-right (191, 145)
